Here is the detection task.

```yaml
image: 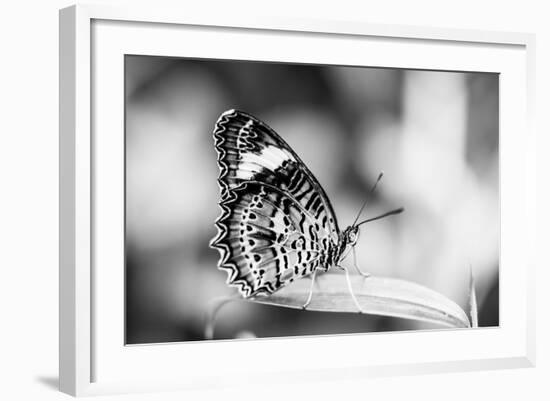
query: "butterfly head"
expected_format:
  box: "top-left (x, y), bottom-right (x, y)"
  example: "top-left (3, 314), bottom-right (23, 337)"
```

top-left (342, 207), bottom-right (405, 252)
top-left (343, 225), bottom-right (360, 247)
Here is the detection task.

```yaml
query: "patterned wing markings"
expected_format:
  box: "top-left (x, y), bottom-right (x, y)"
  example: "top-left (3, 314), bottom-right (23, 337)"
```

top-left (212, 109), bottom-right (345, 297)
top-left (213, 109), bottom-right (339, 238)
top-left (212, 181), bottom-right (338, 296)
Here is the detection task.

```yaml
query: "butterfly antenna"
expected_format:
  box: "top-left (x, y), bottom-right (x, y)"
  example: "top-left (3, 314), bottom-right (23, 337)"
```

top-left (356, 207), bottom-right (404, 227)
top-left (352, 171), bottom-right (384, 227)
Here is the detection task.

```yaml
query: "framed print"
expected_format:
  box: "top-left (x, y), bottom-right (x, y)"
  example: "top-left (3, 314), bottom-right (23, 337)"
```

top-left (59, 4), bottom-right (536, 397)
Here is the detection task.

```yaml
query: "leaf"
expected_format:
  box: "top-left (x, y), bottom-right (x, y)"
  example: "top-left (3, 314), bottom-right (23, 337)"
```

top-left (253, 273), bottom-right (470, 327)
top-left (204, 272), bottom-right (471, 338)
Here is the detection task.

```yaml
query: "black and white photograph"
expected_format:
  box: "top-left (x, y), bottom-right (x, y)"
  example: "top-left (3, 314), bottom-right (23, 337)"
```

top-left (124, 55), bottom-right (499, 344)
top-left (3, 0), bottom-right (547, 399)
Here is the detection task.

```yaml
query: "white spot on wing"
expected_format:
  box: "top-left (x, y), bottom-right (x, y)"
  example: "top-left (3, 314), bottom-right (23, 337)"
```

top-left (239, 145), bottom-right (295, 173)
top-left (261, 145), bottom-right (295, 167)
top-left (235, 169), bottom-right (254, 180)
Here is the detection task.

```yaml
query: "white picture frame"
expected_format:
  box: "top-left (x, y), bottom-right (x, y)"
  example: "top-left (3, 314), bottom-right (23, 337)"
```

top-left (59, 4), bottom-right (536, 397)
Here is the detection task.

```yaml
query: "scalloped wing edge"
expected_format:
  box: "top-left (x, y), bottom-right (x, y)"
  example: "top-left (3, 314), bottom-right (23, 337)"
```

top-left (210, 109), bottom-right (262, 298)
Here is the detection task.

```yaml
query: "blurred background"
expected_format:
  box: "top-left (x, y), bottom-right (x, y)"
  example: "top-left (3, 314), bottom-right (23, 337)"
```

top-left (125, 55), bottom-right (499, 344)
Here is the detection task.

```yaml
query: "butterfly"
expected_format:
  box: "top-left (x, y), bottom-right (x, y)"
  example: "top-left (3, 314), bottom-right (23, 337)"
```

top-left (210, 109), bottom-right (403, 311)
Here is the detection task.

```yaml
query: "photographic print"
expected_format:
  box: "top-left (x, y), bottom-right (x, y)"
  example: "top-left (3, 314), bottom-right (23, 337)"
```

top-left (125, 55), bottom-right (499, 344)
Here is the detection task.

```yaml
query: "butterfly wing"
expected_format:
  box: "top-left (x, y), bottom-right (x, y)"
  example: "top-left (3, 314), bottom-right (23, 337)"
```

top-left (211, 109), bottom-right (341, 297)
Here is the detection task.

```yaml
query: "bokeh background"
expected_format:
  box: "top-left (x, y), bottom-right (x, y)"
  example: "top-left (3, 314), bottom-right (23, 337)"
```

top-left (125, 55), bottom-right (499, 344)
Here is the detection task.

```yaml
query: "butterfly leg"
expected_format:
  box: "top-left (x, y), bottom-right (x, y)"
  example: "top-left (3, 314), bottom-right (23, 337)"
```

top-left (338, 264), bottom-right (365, 314)
top-left (302, 269), bottom-right (318, 310)
top-left (353, 247), bottom-right (371, 278)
